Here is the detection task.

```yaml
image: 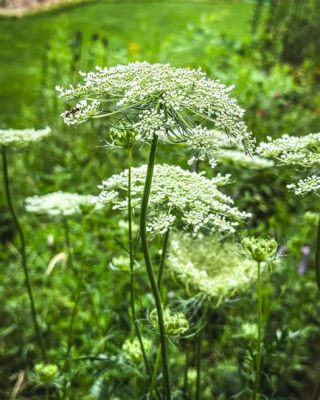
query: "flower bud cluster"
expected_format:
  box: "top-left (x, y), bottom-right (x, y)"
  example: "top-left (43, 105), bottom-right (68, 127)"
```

top-left (108, 122), bottom-right (136, 149)
top-left (242, 237), bottom-right (277, 262)
top-left (122, 337), bottom-right (152, 364)
top-left (34, 363), bottom-right (59, 384)
top-left (150, 308), bottom-right (189, 336)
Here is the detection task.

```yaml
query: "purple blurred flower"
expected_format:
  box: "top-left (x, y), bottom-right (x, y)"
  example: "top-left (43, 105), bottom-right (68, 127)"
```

top-left (298, 245), bottom-right (311, 275)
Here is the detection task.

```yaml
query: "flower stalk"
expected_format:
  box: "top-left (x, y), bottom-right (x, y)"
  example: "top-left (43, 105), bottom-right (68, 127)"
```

top-left (254, 261), bottom-right (263, 400)
top-left (1, 146), bottom-right (47, 361)
top-left (128, 146), bottom-right (152, 378)
top-left (140, 134), bottom-right (171, 399)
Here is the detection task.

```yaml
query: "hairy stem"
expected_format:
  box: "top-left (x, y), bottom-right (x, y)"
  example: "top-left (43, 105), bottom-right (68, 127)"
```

top-left (157, 229), bottom-right (170, 290)
top-left (140, 134), bottom-right (171, 400)
top-left (1, 147), bottom-right (47, 361)
top-left (254, 261), bottom-right (263, 400)
top-left (128, 147), bottom-right (151, 377)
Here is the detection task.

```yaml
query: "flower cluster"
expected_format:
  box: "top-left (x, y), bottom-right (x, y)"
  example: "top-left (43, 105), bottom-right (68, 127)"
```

top-left (242, 237), bottom-right (277, 262)
top-left (57, 62), bottom-right (253, 148)
top-left (98, 164), bottom-right (250, 235)
top-left (122, 337), bottom-right (152, 364)
top-left (168, 234), bottom-right (256, 304)
top-left (216, 149), bottom-right (274, 170)
top-left (150, 308), bottom-right (189, 337)
top-left (61, 100), bottom-right (100, 126)
top-left (257, 132), bottom-right (320, 168)
top-left (287, 175), bottom-right (320, 196)
top-left (257, 132), bottom-right (320, 195)
top-left (0, 127), bottom-right (51, 148)
top-left (185, 126), bottom-right (240, 167)
top-left (25, 192), bottom-right (100, 218)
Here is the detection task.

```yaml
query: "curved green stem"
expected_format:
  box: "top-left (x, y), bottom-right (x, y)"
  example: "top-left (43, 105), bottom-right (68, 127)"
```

top-left (140, 134), bottom-right (171, 400)
top-left (1, 147), bottom-right (47, 361)
top-left (128, 147), bottom-right (151, 377)
top-left (65, 216), bottom-right (87, 361)
top-left (195, 327), bottom-right (203, 400)
top-left (254, 261), bottom-right (263, 400)
top-left (148, 345), bottom-right (162, 398)
top-left (315, 216), bottom-right (320, 290)
top-left (157, 229), bottom-right (170, 290)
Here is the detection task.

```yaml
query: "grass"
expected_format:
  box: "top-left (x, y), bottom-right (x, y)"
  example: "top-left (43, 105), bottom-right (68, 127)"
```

top-left (0, 0), bottom-right (253, 126)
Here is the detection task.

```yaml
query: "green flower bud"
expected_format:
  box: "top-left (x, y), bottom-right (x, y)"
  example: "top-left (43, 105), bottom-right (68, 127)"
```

top-left (122, 337), bottom-right (152, 364)
top-left (242, 237), bottom-right (277, 262)
top-left (34, 363), bottom-right (59, 384)
top-left (150, 309), bottom-right (189, 336)
top-left (109, 123), bottom-right (135, 149)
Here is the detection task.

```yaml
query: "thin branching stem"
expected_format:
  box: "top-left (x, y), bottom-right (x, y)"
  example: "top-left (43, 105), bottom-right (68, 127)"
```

top-left (140, 134), bottom-right (171, 400)
top-left (1, 147), bottom-right (47, 361)
top-left (254, 261), bottom-right (263, 400)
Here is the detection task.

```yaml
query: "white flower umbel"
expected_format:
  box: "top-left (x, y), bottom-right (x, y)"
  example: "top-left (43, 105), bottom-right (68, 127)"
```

top-left (217, 149), bottom-right (274, 170)
top-left (257, 132), bottom-right (320, 194)
top-left (0, 127), bottom-right (51, 148)
top-left (185, 126), bottom-right (240, 166)
top-left (25, 192), bottom-right (100, 218)
top-left (287, 175), bottom-right (320, 196)
top-left (257, 132), bottom-right (320, 168)
top-left (98, 164), bottom-right (250, 235)
top-left (57, 62), bottom-right (253, 148)
top-left (168, 233), bottom-right (256, 304)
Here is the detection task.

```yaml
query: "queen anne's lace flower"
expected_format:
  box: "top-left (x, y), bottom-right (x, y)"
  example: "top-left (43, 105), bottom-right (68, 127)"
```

top-left (257, 132), bottom-right (320, 168)
top-left (184, 127), bottom-right (270, 169)
top-left (0, 127), bottom-right (51, 148)
top-left (168, 234), bottom-right (256, 304)
top-left (25, 192), bottom-right (100, 217)
top-left (57, 62), bottom-right (253, 148)
top-left (287, 175), bottom-right (320, 196)
top-left (98, 164), bottom-right (250, 234)
top-left (217, 149), bottom-right (274, 169)
top-left (61, 100), bottom-right (100, 126)
top-left (257, 132), bottom-right (320, 195)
